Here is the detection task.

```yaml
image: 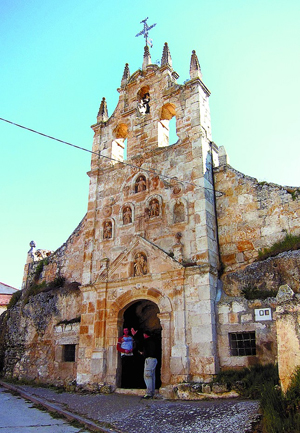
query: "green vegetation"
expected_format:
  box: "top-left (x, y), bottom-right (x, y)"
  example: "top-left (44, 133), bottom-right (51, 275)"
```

top-left (214, 363), bottom-right (279, 399)
top-left (214, 364), bottom-right (300, 433)
top-left (7, 290), bottom-right (22, 309)
top-left (260, 367), bottom-right (300, 433)
top-left (33, 258), bottom-right (48, 281)
top-left (241, 285), bottom-right (277, 300)
top-left (286, 188), bottom-right (300, 201)
top-left (24, 276), bottom-right (66, 304)
top-left (5, 277), bottom-right (80, 308)
top-left (258, 233), bottom-right (300, 261)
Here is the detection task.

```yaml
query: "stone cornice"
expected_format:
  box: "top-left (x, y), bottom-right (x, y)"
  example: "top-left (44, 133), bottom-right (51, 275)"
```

top-left (184, 77), bottom-right (211, 97)
top-left (94, 268), bottom-right (185, 290)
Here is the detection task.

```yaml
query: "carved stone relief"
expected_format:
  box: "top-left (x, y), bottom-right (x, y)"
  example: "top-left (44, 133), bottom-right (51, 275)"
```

top-left (149, 198), bottom-right (160, 218)
top-left (102, 206), bottom-right (112, 217)
top-left (173, 201), bottom-right (185, 223)
top-left (135, 175), bottom-right (147, 193)
top-left (103, 220), bottom-right (112, 240)
top-left (123, 206), bottom-right (132, 225)
top-left (151, 176), bottom-right (160, 190)
top-left (133, 253), bottom-right (148, 276)
top-left (172, 184), bottom-right (182, 195)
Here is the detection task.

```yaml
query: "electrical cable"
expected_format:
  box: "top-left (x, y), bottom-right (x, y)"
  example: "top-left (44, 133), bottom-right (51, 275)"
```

top-left (0, 117), bottom-right (223, 195)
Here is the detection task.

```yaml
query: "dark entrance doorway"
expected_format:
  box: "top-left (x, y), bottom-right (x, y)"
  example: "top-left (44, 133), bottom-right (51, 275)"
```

top-left (121, 300), bottom-right (162, 389)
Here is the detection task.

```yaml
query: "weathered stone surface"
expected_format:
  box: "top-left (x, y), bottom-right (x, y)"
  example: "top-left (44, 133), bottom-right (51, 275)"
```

top-left (276, 298), bottom-right (300, 392)
top-left (215, 165), bottom-right (300, 274)
top-left (2, 284), bottom-right (81, 386)
top-left (221, 250), bottom-right (300, 296)
top-left (276, 284), bottom-right (294, 303)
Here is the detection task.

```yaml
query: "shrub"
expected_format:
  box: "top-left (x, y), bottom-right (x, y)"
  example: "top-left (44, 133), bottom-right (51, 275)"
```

top-left (48, 276), bottom-right (65, 289)
top-left (7, 290), bottom-right (22, 309)
top-left (24, 277), bottom-right (66, 304)
top-left (214, 363), bottom-right (279, 399)
top-left (260, 367), bottom-right (300, 433)
top-left (258, 234), bottom-right (300, 261)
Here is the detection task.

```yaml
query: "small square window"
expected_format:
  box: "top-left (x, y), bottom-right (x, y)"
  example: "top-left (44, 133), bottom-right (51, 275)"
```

top-left (229, 332), bottom-right (256, 356)
top-left (63, 344), bottom-right (76, 362)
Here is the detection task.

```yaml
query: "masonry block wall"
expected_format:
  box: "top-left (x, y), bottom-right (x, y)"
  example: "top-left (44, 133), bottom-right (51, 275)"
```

top-left (214, 165), bottom-right (300, 275)
top-left (276, 296), bottom-right (300, 392)
top-left (217, 297), bottom-right (277, 369)
top-left (23, 217), bottom-right (87, 288)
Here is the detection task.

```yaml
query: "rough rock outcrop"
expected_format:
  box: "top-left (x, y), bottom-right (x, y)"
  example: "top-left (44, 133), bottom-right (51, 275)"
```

top-left (222, 250), bottom-right (300, 296)
top-left (1, 283), bottom-right (81, 385)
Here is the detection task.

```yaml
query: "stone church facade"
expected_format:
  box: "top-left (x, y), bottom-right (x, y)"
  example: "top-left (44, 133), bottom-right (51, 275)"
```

top-left (2, 43), bottom-right (300, 394)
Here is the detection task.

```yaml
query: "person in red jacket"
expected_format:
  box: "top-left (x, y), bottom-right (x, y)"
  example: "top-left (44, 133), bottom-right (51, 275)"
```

top-left (117, 327), bottom-right (134, 388)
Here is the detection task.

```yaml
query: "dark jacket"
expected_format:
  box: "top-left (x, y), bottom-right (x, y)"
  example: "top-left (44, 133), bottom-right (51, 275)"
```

top-left (143, 336), bottom-right (157, 358)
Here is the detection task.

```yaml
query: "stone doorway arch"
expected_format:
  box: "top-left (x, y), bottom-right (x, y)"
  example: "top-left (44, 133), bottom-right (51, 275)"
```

top-left (120, 300), bottom-right (162, 389)
top-left (105, 287), bottom-right (172, 390)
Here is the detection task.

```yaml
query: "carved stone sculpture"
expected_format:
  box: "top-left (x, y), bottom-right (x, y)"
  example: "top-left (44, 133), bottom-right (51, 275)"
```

top-left (123, 206), bottom-right (132, 225)
top-left (103, 221), bottom-right (112, 239)
top-left (135, 176), bottom-right (147, 193)
top-left (134, 253), bottom-right (147, 276)
top-left (149, 199), bottom-right (159, 217)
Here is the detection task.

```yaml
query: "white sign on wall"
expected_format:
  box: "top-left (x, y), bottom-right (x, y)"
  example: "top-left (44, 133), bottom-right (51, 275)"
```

top-left (254, 308), bottom-right (272, 321)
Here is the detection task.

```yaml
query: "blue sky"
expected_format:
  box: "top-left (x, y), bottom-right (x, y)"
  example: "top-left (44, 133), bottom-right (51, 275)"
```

top-left (1, 0), bottom-right (299, 289)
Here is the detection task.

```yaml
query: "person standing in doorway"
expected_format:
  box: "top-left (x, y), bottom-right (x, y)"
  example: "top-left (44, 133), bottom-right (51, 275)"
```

top-left (132, 329), bottom-right (157, 398)
top-left (117, 327), bottom-right (134, 388)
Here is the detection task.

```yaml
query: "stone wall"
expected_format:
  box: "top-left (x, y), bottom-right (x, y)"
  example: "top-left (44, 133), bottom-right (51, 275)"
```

top-left (217, 295), bottom-right (277, 370)
top-left (214, 165), bottom-right (300, 274)
top-left (24, 216), bottom-right (87, 288)
top-left (1, 283), bottom-right (81, 387)
top-left (276, 288), bottom-right (300, 392)
top-left (216, 250), bottom-right (300, 373)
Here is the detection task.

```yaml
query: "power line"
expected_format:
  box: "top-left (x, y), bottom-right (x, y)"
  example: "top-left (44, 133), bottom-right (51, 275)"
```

top-left (0, 117), bottom-right (222, 194)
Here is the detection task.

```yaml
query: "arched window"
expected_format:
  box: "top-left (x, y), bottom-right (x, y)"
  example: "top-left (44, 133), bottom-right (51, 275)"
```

top-left (137, 86), bottom-right (150, 115)
top-left (112, 123), bottom-right (128, 162)
top-left (158, 103), bottom-right (178, 147)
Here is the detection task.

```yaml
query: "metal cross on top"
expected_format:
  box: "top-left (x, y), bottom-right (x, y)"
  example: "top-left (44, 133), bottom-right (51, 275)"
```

top-left (135, 17), bottom-right (157, 48)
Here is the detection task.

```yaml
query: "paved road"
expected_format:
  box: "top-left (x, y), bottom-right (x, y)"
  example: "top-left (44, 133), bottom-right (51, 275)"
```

top-left (0, 382), bottom-right (260, 433)
top-left (0, 386), bottom-right (90, 433)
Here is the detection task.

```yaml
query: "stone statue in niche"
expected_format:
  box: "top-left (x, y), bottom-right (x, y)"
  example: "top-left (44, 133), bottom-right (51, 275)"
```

top-left (135, 175), bottom-right (147, 193)
top-left (103, 221), bottom-right (112, 239)
top-left (174, 201), bottom-right (185, 223)
top-left (149, 199), bottom-right (159, 217)
top-left (123, 206), bottom-right (132, 225)
top-left (134, 253), bottom-right (147, 276)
